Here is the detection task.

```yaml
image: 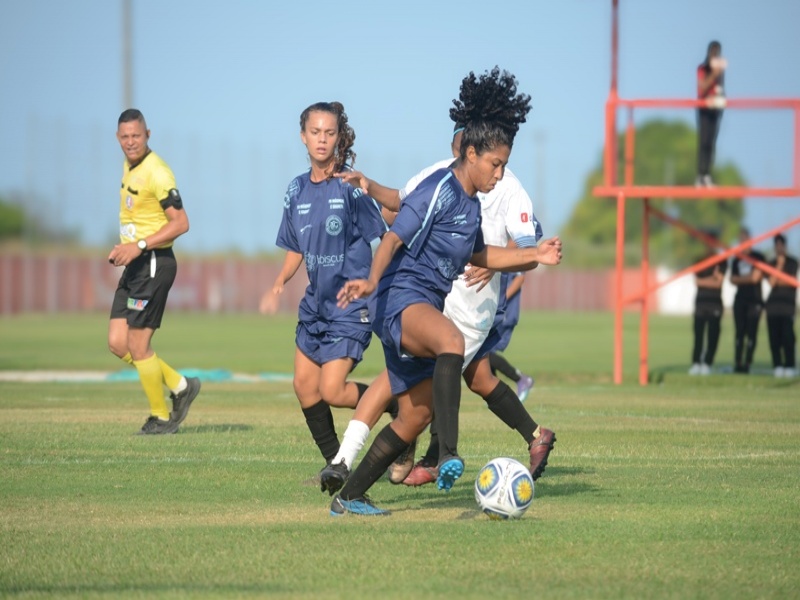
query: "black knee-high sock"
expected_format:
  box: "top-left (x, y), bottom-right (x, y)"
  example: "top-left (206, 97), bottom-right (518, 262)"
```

top-left (433, 353), bottom-right (464, 462)
top-left (421, 416), bottom-right (440, 465)
top-left (489, 352), bottom-right (521, 382)
top-left (302, 400), bottom-right (339, 464)
top-left (340, 424), bottom-right (409, 500)
top-left (484, 381), bottom-right (538, 445)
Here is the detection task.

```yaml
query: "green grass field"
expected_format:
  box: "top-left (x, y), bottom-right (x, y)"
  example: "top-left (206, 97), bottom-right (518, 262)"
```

top-left (1, 312), bottom-right (798, 599)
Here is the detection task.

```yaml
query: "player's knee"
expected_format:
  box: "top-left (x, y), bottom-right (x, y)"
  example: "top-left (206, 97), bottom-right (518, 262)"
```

top-left (293, 378), bottom-right (316, 402)
top-left (439, 330), bottom-right (465, 356)
top-left (318, 381), bottom-right (351, 408)
top-left (468, 377), bottom-right (495, 397)
top-left (395, 403), bottom-right (432, 435)
top-left (108, 339), bottom-right (127, 358)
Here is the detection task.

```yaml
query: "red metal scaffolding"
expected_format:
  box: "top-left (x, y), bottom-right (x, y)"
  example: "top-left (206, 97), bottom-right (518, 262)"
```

top-left (593, 0), bottom-right (800, 385)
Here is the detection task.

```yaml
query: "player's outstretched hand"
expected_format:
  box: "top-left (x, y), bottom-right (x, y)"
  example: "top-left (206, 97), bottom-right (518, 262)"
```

top-left (463, 264), bottom-right (495, 292)
top-left (337, 279), bottom-right (374, 308)
top-left (334, 170), bottom-right (369, 193)
top-left (537, 236), bottom-right (563, 266)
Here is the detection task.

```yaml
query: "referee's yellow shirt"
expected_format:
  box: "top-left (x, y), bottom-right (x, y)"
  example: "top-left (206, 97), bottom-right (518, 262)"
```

top-left (118, 151), bottom-right (176, 247)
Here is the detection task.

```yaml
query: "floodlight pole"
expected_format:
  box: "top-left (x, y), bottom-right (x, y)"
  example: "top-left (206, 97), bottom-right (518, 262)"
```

top-left (122, 0), bottom-right (133, 109)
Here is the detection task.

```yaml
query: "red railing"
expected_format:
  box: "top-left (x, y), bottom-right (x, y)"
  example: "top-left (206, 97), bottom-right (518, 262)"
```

top-left (594, 0), bottom-right (800, 385)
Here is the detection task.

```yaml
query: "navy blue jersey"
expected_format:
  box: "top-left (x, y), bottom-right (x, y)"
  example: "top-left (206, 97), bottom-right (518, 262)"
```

top-left (276, 171), bottom-right (387, 325)
top-left (380, 168), bottom-right (485, 300)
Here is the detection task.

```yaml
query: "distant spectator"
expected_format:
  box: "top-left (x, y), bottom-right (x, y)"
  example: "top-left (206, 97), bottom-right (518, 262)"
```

top-left (765, 234), bottom-right (798, 378)
top-left (689, 243), bottom-right (726, 375)
top-left (696, 40), bottom-right (726, 187)
top-left (729, 227), bottom-right (765, 374)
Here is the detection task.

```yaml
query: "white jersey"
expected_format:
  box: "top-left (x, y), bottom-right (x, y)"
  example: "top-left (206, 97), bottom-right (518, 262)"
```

top-left (400, 159), bottom-right (541, 366)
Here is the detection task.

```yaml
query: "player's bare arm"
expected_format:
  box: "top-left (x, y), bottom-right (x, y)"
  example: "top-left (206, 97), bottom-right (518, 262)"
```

top-left (337, 231), bottom-right (404, 308)
top-left (335, 170), bottom-right (402, 212)
top-left (471, 236), bottom-right (562, 272)
top-left (107, 202), bottom-right (190, 267)
top-left (260, 251), bottom-right (304, 314)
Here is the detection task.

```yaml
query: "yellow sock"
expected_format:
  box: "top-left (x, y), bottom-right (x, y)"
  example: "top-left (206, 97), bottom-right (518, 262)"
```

top-left (121, 352), bottom-right (134, 366)
top-left (533, 425), bottom-right (541, 439)
top-left (133, 354), bottom-right (170, 420)
top-left (159, 357), bottom-right (185, 393)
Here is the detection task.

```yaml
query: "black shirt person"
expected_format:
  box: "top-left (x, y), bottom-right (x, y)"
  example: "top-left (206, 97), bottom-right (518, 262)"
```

top-left (729, 227), bottom-right (765, 374)
top-left (690, 247), bottom-right (727, 375)
top-left (765, 234), bottom-right (798, 378)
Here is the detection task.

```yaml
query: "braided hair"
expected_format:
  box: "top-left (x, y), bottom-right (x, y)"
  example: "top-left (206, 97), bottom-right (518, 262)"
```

top-left (449, 67), bottom-right (532, 159)
top-left (299, 101), bottom-right (356, 175)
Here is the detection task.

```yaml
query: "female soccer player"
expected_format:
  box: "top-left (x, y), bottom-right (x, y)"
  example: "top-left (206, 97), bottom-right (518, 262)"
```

top-left (321, 123), bottom-right (556, 497)
top-left (329, 68), bottom-right (562, 516)
top-left (263, 102), bottom-right (392, 482)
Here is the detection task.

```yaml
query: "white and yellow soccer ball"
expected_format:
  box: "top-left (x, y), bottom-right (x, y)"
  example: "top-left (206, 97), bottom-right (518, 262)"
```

top-left (474, 457), bottom-right (534, 520)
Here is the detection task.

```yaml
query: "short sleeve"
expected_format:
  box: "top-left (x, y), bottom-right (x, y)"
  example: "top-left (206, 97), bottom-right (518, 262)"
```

top-left (502, 173), bottom-right (542, 247)
top-left (149, 162), bottom-right (177, 202)
top-left (275, 179), bottom-right (301, 252)
top-left (351, 186), bottom-right (388, 244)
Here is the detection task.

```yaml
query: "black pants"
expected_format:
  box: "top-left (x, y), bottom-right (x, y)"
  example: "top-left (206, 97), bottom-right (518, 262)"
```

top-left (697, 108), bottom-right (723, 177)
top-left (692, 313), bottom-right (721, 365)
top-left (766, 314), bottom-right (797, 368)
top-left (733, 299), bottom-right (762, 369)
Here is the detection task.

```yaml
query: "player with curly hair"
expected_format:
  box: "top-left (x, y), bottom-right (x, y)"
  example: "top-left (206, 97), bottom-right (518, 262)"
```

top-left (261, 102), bottom-right (396, 484)
top-left (328, 68), bottom-right (562, 516)
top-left (320, 121), bottom-right (557, 497)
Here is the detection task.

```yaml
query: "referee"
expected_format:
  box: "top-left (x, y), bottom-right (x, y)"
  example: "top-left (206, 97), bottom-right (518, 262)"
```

top-left (107, 109), bottom-right (200, 434)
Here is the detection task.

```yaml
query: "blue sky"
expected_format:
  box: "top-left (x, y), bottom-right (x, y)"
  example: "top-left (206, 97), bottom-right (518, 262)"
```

top-left (1, 0), bottom-right (799, 255)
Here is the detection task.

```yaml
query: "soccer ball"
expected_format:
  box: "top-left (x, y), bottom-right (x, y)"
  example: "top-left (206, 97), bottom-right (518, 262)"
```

top-left (474, 457), bottom-right (534, 520)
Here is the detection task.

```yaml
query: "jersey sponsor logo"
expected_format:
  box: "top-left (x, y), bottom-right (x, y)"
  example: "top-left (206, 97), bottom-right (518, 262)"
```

top-left (120, 223), bottom-right (137, 240)
top-left (325, 215), bottom-right (343, 236)
top-left (520, 212), bottom-right (529, 222)
top-left (328, 198), bottom-right (345, 209)
top-left (359, 308), bottom-right (369, 323)
top-left (454, 213), bottom-right (467, 226)
top-left (126, 195), bottom-right (134, 210)
top-left (296, 203), bottom-right (312, 215)
top-left (300, 224), bottom-right (313, 235)
top-left (304, 252), bottom-right (345, 271)
top-left (437, 257), bottom-right (457, 280)
top-left (127, 297), bottom-right (149, 311)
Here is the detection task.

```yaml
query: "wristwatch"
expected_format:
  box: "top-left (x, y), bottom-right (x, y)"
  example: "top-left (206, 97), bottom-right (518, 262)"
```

top-left (137, 239), bottom-right (147, 251)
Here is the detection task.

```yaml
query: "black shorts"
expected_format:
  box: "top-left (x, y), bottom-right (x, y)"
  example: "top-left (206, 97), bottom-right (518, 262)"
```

top-left (110, 248), bottom-right (177, 329)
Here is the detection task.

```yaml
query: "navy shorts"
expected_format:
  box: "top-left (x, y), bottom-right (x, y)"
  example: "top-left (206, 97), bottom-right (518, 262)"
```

top-left (374, 284), bottom-right (444, 395)
top-left (295, 320), bottom-right (372, 368)
top-left (110, 248), bottom-right (176, 329)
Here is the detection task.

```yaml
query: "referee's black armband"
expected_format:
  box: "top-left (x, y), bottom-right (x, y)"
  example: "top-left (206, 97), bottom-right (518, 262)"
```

top-left (160, 188), bottom-right (184, 210)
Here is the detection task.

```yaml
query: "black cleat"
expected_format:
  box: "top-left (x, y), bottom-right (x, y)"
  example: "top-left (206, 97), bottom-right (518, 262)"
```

top-left (319, 459), bottom-right (350, 496)
top-left (137, 415), bottom-right (178, 435)
top-left (170, 377), bottom-right (201, 427)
